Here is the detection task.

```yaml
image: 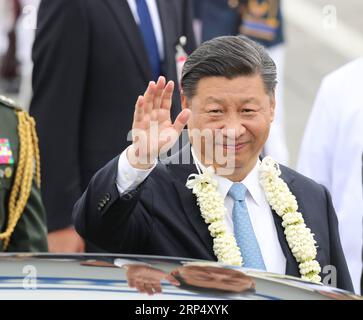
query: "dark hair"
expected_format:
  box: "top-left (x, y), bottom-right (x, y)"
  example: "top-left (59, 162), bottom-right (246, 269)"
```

top-left (181, 35), bottom-right (277, 99)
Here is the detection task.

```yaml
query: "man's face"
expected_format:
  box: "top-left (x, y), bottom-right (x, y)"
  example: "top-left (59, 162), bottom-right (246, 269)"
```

top-left (182, 74), bottom-right (275, 176)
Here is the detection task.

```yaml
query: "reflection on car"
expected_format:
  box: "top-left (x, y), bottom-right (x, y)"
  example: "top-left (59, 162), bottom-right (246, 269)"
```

top-left (0, 253), bottom-right (361, 300)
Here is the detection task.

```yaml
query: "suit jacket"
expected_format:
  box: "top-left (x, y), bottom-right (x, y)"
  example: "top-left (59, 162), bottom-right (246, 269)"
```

top-left (73, 146), bottom-right (354, 292)
top-left (29, 0), bottom-right (196, 232)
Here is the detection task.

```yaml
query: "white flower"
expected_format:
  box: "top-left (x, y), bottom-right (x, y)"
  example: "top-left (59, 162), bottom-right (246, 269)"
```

top-left (259, 156), bottom-right (321, 283)
top-left (282, 212), bottom-right (304, 227)
top-left (208, 220), bottom-right (226, 236)
top-left (302, 273), bottom-right (322, 283)
top-left (186, 168), bottom-right (243, 267)
top-left (214, 234), bottom-right (242, 266)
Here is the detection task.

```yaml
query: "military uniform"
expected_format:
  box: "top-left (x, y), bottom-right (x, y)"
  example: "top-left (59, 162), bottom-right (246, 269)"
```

top-left (0, 95), bottom-right (47, 252)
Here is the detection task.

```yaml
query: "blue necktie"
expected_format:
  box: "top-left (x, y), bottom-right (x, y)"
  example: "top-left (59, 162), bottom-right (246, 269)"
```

top-left (136, 0), bottom-right (161, 80)
top-left (228, 183), bottom-right (266, 270)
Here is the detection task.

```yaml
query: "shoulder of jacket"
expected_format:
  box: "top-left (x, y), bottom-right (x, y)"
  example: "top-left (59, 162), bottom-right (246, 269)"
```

top-left (280, 164), bottom-right (325, 194)
top-left (0, 95), bottom-right (21, 111)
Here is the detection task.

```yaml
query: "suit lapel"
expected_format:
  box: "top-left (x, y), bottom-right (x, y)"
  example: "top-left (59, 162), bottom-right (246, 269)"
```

top-left (104, 0), bottom-right (152, 82)
top-left (164, 145), bottom-right (215, 258)
top-left (271, 167), bottom-right (300, 277)
top-left (172, 174), bottom-right (215, 258)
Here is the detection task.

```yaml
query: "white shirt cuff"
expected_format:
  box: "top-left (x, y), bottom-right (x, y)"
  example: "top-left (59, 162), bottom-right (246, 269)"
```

top-left (116, 146), bottom-right (157, 196)
top-left (113, 258), bottom-right (150, 268)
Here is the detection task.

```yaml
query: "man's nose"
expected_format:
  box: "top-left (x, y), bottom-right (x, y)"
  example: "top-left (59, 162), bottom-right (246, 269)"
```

top-left (222, 119), bottom-right (246, 140)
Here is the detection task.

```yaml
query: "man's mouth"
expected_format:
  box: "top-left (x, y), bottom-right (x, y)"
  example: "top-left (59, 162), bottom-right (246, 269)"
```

top-left (220, 142), bottom-right (249, 151)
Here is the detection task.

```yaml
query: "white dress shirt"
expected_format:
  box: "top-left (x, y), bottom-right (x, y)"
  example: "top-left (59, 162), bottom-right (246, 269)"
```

top-left (298, 58), bottom-right (363, 294)
top-left (116, 146), bottom-right (286, 275)
top-left (127, 0), bottom-right (164, 60)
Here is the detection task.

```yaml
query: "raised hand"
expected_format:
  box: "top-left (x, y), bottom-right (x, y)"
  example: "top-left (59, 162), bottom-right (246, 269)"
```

top-left (127, 76), bottom-right (191, 169)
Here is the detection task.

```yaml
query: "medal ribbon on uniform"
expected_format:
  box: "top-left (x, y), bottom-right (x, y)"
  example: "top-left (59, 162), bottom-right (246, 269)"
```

top-left (0, 138), bottom-right (14, 164)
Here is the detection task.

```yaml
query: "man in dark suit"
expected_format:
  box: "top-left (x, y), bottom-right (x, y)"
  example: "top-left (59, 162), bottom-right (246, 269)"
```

top-left (73, 35), bottom-right (353, 292)
top-left (29, 0), bottom-right (195, 252)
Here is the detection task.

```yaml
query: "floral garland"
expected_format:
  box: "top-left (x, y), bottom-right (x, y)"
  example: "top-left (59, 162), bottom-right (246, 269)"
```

top-left (259, 157), bottom-right (321, 283)
top-left (186, 166), bottom-right (243, 266)
top-left (186, 156), bottom-right (321, 283)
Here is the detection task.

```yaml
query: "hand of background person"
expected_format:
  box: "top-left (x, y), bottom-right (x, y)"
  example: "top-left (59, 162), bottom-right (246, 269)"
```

top-left (47, 226), bottom-right (85, 253)
top-left (127, 76), bottom-right (191, 170)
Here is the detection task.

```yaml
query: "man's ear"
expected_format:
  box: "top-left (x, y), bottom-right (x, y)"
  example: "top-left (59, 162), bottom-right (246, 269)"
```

top-left (269, 91), bottom-right (276, 123)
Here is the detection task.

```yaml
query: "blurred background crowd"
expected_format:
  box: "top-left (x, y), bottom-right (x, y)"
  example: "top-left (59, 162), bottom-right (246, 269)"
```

top-left (0, 0), bottom-right (362, 294)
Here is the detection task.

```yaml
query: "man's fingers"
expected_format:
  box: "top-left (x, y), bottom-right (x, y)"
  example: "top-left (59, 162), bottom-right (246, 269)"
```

top-left (144, 81), bottom-right (156, 114)
top-left (128, 279), bottom-right (136, 288)
top-left (133, 95), bottom-right (144, 123)
top-left (160, 80), bottom-right (174, 110)
top-left (135, 281), bottom-right (147, 294)
top-left (166, 274), bottom-right (180, 287)
top-left (144, 283), bottom-right (155, 295)
top-left (152, 282), bottom-right (162, 293)
top-left (153, 76), bottom-right (165, 111)
top-left (173, 108), bottom-right (191, 135)
top-left (151, 77), bottom-right (166, 121)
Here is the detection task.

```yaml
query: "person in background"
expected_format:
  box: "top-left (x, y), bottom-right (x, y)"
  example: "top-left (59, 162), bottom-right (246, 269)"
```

top-left (15, 0), bottom-right (40, 109)
top-left (192, 0), bottom-right (240, 44)
top-left (0, 0), bottom-right (11, 56)
top-left (193, 0), bottom-right (288, 165)
top-left (0, 0), bottom-right (40, 109)
top-left (298, 58), bottom-right (363, 294)
top-left (29, 0), bottom-right (196, 252)
top-left (0, 95), bottom-right (47, 252)
top-left (0, 0), bottom-right (21, 95)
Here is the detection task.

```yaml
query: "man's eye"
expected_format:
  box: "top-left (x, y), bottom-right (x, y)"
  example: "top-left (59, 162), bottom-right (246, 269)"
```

top-left (208, 109), bottom-right (222, 114)
top-left (242, 108), bottom-right (255, 113)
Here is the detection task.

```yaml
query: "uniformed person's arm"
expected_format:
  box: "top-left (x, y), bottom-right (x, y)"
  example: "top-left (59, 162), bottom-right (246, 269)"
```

top-left (6, 180), bottom-right (48, 252)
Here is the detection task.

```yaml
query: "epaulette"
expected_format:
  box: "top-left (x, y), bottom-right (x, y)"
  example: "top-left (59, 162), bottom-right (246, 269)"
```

top-left (0, 95), bottom-right (21, 111)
